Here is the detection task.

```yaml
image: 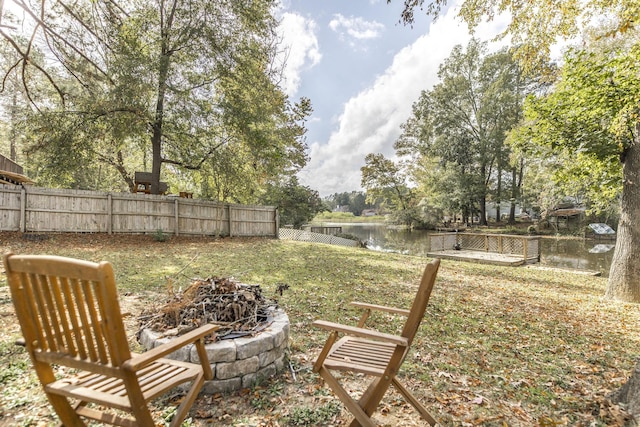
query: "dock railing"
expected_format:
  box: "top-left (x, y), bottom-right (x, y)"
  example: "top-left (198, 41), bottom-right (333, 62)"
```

top-left (428, 232), bottom-right (541, 263)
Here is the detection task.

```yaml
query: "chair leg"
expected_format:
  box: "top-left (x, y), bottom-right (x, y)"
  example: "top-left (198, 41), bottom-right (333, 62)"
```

top-left (45, 393), bottom-right (88, 427)
top-left (318, 367), bottom-right (376, 427)
top-left (347, 377), bottom-right (391, 427)
top-left (392, 377), bottom-right (437, 426)
top-left (169, 373), bottom-right (205, 427)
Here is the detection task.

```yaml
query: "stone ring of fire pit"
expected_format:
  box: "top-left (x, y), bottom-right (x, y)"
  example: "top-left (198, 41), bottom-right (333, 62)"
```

top-left (138, 308), bottom-right (289, 393)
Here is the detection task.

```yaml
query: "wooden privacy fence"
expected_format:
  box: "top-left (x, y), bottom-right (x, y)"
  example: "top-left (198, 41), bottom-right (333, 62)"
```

top-left (428, 232), bottom-right (540, 264)
top-left (279, 228), bottom-right (360, 248)
top-left (0, 185), bottom-right (277, 237)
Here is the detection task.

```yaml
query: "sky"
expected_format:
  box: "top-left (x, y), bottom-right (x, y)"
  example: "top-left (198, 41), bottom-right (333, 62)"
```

top-left (274, 0), bottom-right (511, 197)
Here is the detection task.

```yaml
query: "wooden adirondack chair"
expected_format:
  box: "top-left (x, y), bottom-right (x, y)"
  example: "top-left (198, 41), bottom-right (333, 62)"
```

top-left (3, 252), bottom-right (218, 427)
top-left (313, 258), bottom-right (441, 427)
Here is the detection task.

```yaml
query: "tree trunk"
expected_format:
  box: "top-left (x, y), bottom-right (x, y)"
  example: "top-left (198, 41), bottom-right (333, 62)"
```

top-left (149, 3), bottom-right (176, 195)
top-left (609, 358), bottom-right (640, 418)
top-left (508, 163), bottom-right (521, 224)
top-left (10, 90), bottom-right (17, 161)
top-left (496, 168), bottom-right (502, 222)
top-left (606, 126), bottom-right (640, 303)
top-left (479, 194), bottom-right (487, 226)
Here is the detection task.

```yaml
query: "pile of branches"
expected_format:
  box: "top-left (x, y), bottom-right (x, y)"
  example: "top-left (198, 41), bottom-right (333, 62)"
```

top-left (138, 277), bottom-right (277, 340)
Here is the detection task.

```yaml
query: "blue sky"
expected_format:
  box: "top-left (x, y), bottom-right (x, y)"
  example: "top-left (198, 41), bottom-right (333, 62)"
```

top-left (275, 0), bottom-right (511, 197)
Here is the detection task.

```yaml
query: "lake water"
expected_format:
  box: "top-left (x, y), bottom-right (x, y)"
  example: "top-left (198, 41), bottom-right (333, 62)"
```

top-left (333, 223), bottom-right (615, 277)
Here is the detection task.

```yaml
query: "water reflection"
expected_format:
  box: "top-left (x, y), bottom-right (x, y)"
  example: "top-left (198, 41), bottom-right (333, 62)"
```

top-left (333, 223), bottom-right (614, 277)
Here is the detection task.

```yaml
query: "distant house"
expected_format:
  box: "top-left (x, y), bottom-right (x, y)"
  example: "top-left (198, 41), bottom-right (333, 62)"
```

top-left (547, 206), bottom-right (586, 230)
top-left (334, 205), bottom-right (351, 213)
top-left (361, 209), bottom-right (378, 217)
top-left (0, 154), bottom-right (33, 185)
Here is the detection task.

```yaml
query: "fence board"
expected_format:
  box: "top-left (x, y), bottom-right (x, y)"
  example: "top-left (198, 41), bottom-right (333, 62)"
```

top-left (0, 184), bottom-right (277, 236)
top-left (0, 185), bottom-right (22, 231)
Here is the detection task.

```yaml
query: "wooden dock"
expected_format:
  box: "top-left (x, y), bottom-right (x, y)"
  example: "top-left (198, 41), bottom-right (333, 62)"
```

top-left (427, 233), bottom-right (541, 267)
top-left (427, 249), bottom-right (527, 266)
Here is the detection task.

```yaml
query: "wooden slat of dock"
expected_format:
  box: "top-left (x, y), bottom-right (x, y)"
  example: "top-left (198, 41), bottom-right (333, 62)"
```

top-left (427, 250), bottom-right (527, 266)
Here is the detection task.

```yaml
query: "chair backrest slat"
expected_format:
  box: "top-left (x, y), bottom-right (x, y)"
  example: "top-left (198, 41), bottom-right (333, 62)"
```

top-left (4, 254), bottom-right (131, 369)
top-left (83, 278), bottom-right (110, 363)
top-left (57, 276), bottom-right (81, 358)
top-left (22, 272), bottom-right (51, 350)
top-left (401, 259), bottom-right (440, 346)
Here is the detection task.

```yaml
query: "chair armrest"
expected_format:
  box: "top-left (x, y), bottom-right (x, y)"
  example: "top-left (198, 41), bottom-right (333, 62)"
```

top-left (123, 324), bottom-right (218, 372)
top-left (350, 302), bottom-right (410, 316)
top-left (312, 320), bottom-right (408, 347)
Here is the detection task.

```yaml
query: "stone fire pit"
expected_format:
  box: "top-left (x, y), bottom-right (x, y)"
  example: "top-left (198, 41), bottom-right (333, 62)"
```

top-left (137, 277), bottom-right (290, 393)
top-left (138, 308), bottom-right (289, 393)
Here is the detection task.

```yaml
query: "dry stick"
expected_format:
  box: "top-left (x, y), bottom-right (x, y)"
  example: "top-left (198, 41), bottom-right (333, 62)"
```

top-left (167, 253), bottom-right (201, 283)
top-left (289, 360), bottom-right (297, 382)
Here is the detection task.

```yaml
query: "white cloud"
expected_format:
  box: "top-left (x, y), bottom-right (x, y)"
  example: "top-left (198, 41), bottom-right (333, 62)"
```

top-left (329, 14), bottom-right (384, 41)
top-left (299, 6), bottom-right (510, 196)
top-left (276, 13), bottom-right (322, 96)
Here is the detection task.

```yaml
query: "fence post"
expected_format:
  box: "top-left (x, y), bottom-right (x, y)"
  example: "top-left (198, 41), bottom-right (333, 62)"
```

top-left (174, 198), bottom-right (179, 236)
top-left (275, 208), bottom-right (280, 238)
top-left (228, 205), bottom-right (233, 237)
top-left (20, 187), bottom-right (26, 232)
top-left (107, 193), bottom-right (112, 234)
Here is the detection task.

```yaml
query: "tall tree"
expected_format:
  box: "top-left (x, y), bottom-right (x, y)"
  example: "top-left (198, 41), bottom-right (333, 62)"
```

top-left (361, 153), bottom-right (416, 226)
top-left (521, 43), bottom-right (639, 302)
top-left (390, 0), bottom-right (640, 302)
top-left (1, 1), bottom-right (309, 197)
top-left (259, 176), bottom-right (325, 229)
top-left (395, 41), bottom-right (526, 225)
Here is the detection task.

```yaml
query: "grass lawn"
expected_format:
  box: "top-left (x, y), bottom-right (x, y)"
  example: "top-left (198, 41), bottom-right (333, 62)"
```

top-left (1, 232), bottom-right (639, 426)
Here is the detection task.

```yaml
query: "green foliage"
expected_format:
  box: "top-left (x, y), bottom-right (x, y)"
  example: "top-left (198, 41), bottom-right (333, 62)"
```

top-left (153, 229), bottom-right (168, 242)
top-left (322, 191), bottom-right (374, 216)
top-left (259, 177), bottom-right (326, 229)
top-left (2, 1), bottom-right (310, 199)
top-left (389, 0), bottom-right (639, 73)
top-left (284, 401), bottom-right (342, 426)
top-left (314, 211), bottom-right (356, 221)
top-left (395, 40), bottom-right (529, 225)
top-left (361, 153), bottom-right (415, 222)
top-left (516, 43), bottom-right (640, 213)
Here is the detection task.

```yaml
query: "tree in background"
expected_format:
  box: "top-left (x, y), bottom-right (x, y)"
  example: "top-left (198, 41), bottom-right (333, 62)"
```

top-left (259, 177), bottom-right (326, 229)
top-left (395, 41), bottom-right (528, 225)
top-left (0, 1), bottom-right (309, 200)
top-left (390, 0), bottom-right (640, 303)
top-left (323, 191), bottom-right (373, 216)
top-left (361, 153), bottom-right (421, 227)
top-left (390, 0), bottom-right (640, 415)
top-left (0, 33), bottom-right (51, 165)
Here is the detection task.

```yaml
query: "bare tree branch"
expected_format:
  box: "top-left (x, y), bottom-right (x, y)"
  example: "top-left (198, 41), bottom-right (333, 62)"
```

top-left (14, 0), bottom-right (112, 82)
top-left (0, 27), bottom-right (66, 107)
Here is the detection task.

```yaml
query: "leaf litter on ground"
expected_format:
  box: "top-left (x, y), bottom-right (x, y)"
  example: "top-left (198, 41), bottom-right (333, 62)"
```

top-left (0, 232), bottom-right (639, 426)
